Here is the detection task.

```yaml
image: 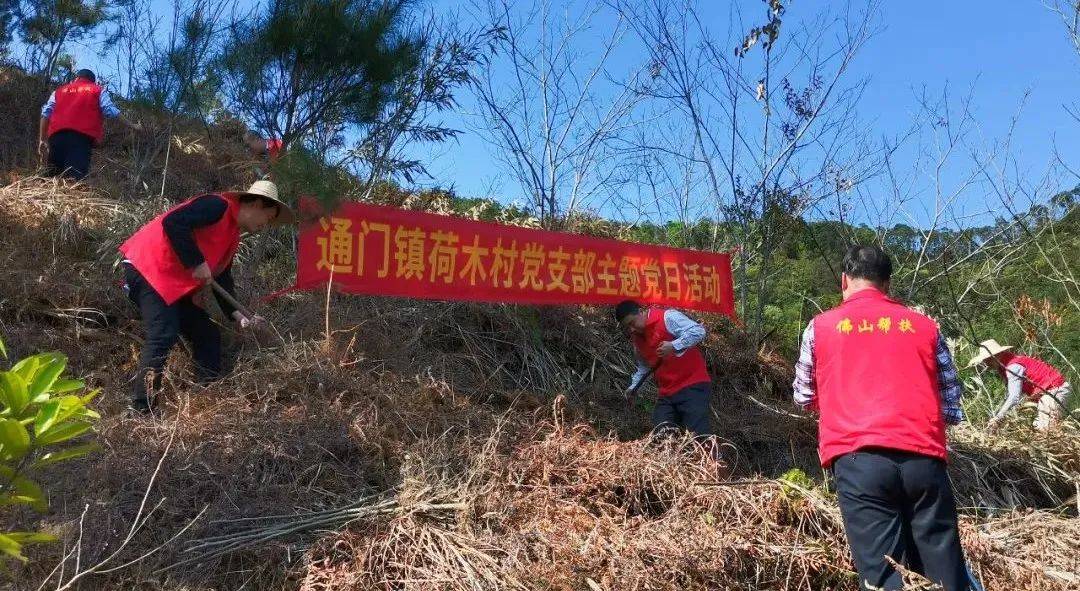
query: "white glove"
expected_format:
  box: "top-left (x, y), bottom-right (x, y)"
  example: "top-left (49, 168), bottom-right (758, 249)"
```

top-left (234, 312), bottom-right (266, 330)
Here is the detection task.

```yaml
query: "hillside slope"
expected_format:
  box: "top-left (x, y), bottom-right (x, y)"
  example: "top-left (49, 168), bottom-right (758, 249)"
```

top-left (0, 78), bottom-right (1077, 590)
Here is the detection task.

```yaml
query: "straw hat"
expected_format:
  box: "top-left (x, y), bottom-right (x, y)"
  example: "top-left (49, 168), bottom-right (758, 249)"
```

top-left (966, 339), bottom-right (1013, 369)
top-left (241, 180), bottom-right (295, 225)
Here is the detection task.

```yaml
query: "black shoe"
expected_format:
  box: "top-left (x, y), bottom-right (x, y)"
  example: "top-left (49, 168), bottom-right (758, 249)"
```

top-left (129, 397), bottom-right (152, 414)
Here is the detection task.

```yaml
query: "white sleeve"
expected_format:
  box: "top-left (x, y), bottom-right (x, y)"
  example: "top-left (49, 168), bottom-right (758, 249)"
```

top-left (664, 309), bottom-right (706, 353)
top-left (992, 363), bottom-right (1027, 421)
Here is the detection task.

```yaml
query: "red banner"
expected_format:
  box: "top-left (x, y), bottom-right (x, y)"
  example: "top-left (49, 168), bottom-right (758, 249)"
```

top-left (294, 202), bottom-right (736, 316)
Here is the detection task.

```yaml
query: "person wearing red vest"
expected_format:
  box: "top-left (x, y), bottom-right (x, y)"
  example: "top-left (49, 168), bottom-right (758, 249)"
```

top-left (966, 340), bottom-right (1073, 432)
top-left (615, 300), bottom-right (712, 436)
top-left (793, 246), bottom-right (975, 591)
top-left (245, 131), bottom-right (285, 178)
top-left (119, 181), bottom-right (295, 413)
top-left (245, 131), bottom-right (284, 159)
top-left (38, 69), bottom-right (137, 179)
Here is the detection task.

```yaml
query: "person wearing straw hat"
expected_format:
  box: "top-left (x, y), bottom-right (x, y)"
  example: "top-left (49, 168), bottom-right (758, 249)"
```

top-left (966, 339), bottom-right (1072, 432)
top-left (793, 245), bottom-right (975, 591)
top-left (118, 181), bottom-right (295, 413)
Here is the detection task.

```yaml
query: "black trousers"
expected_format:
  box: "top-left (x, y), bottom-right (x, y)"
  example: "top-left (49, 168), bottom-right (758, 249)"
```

top-left (125, 265), bottom-right (222, 402)
top-left (833, 448), bottom-right (971, 591)
top-left (652, 382), bottom-right (712, 436)
top-left (47, 130), bottom-right (93, 180)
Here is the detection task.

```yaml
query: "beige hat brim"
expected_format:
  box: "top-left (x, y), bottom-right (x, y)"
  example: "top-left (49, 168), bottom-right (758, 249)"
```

top-left (966, 344), bottom-right (1013, 369)
top-left (240, 191), bottom-right (296, 225)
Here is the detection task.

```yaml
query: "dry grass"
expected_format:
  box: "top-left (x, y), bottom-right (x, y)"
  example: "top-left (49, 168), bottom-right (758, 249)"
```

top-left (291, 407), bottom-right (1078, 590)
top-left (0, 99), bottom-right (1077, 590)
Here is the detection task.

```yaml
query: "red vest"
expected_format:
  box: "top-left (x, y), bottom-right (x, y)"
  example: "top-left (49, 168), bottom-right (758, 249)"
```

top-left (267, 138), bottom-right (284, 160)
top-left (632, 308), bottom-right (711, 396)
top-left (47, 79), bottom-right (105, 141)
top-left (119, 194), bottom-right (242, 305)
top-left (997, 354), bottom-right (1066, 401)
top-left (812, 288), bottom-right (947, 467)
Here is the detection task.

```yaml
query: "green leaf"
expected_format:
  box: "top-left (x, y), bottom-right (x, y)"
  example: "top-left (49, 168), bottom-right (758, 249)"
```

top-left (35, 420), bottom-right (92, 446)
top-left (0, 418), bottom-right (30, 460)
top-left (0, 372), bottom-right (28, 415)
top-left (50, 379), bottom-right (85, 394)
top-left (51, 395), bottom-right (90, 425)
top-left (10, 356), bottom-right (40, 383)
top-left (80, 389), bottom-right (100, 405)
top-left (0, 534), bottom-right (27, 563)
top-left (32, 442), bottom-right (99, 468)
top-left (4, 532), bottom-right (56, 544)
top-left (0, 336), bottom-right (6, 360)
top-left (28, 355), bottom-right (67, 402)
top-left (51, 390), bottom-right (100, 422)
top-left (0, 466), bottom-right (47, 512)
top-left (33, 400), bottom-right (62, 437)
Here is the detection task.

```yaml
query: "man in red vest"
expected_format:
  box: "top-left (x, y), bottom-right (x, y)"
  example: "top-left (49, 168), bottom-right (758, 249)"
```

top-left (245, 131), bottom-right (284, 178)
top-left (119, 180), bottom-right (295, 413)
top-left (967, 340), bottom-right (1073, 432)
top-left (38, 69), bottom-right (138, 179)
top-left (245, 131), bottom-right (284, 159)
top-left (616, 300), bottom-right (712, 436)
top-left (793, 245), bottom-right (973, 591)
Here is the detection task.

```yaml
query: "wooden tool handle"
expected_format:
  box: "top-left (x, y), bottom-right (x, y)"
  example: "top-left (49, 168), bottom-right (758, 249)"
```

top-left (209, 280), bottom-right (254, 319)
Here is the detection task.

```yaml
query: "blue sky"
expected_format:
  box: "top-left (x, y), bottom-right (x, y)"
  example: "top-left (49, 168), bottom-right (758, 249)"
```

top-left (421, 0), bottom-right (1080, 225)
top-left (67, 0), bottom-right (1080, 225)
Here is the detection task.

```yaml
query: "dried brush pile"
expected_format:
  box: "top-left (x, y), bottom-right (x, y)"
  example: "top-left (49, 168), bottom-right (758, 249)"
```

top-left (949, 421), bottom-right (1080, 510)
top-left (288, 404), bottom-right (1079, 590)
top-left (1, 119), bottom-right (1078, 590)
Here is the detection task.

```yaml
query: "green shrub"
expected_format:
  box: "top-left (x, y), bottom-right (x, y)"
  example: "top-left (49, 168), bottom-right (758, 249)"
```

top-left (0, 336), bottom-right (100, 564)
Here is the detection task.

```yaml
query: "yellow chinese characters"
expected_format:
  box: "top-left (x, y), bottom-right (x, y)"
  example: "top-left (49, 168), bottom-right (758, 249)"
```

top-left (490, 239), bottom-right (517, 288)
top-left (310, 214), bottom-right (729, 305)
top-left (663, 261), bottom-right (681, 298)
top-left (459, 236), bottom-right (489, 286)
top-left (360, 221), bottom-right (391, 277)
top-left (428, 230), bottom-right (459, 283)
top-left (834, 316), bottom-right (916, 336)
top-left (546, 247), bottom-right (571, 292)
top-left (571, 250), bottom-right (596, 294)
top-left (394, 227), bottom-right (426, 280)
top-left (684, 264), bottom-right (703, 302)
top-left (596, 253), bottom-right (618, 295)
top-left (640, 259), bottom-right (663, 298)
top-left (519, 242), bottom-right (546, 290)
top-left (316, 217), bottom-right (354, 273)
top-left (619, 256), bottom-right (642, 296)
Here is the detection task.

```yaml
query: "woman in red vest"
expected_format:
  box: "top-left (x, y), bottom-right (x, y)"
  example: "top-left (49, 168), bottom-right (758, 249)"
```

top-left (967, 340), bottom-right (1072, 432)
top-left (615, 300), bottom-right (712, 436)
top-left (38, 69), bottom-right (139, 179)
top-left (793, 245), bottom-right (976, 591)
top-left (119, 181), bottom-right (294, 413)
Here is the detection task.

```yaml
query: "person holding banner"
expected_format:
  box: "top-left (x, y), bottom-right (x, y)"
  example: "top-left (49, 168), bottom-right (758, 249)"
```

top-left (615, 300), bottom-right (712, 436)
top-left (119, 180), bottom-right (295, 413)
top-left (792, 245), bottom-right (975, 591)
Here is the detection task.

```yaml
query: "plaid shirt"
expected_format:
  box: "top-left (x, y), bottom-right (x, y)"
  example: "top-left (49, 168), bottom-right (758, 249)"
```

top-left (792, 321), bottom-right (965, 425)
